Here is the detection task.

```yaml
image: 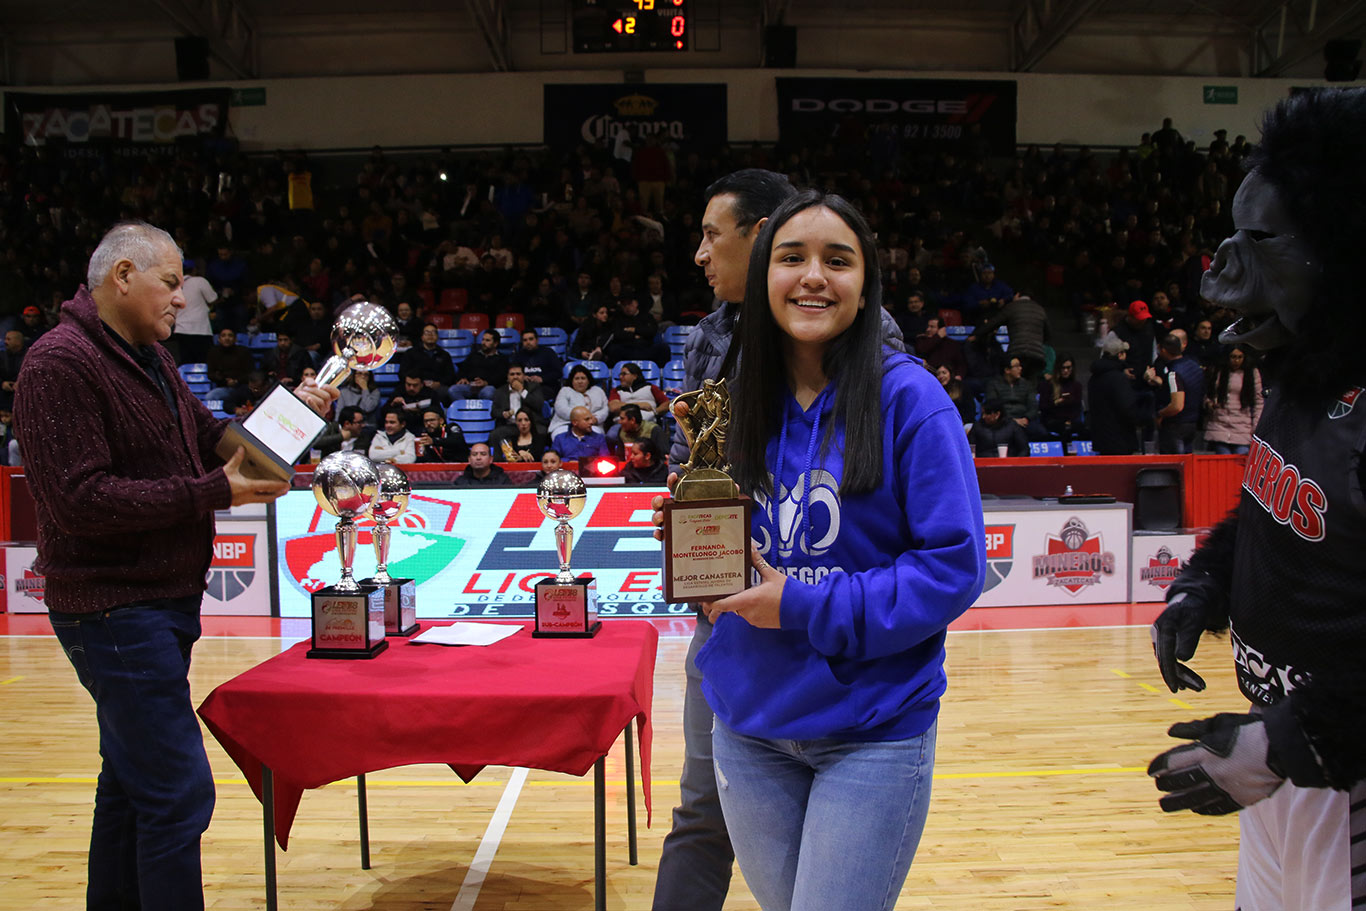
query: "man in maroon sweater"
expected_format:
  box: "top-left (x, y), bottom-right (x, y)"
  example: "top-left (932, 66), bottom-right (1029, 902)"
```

top-left (14, 221), bottom-right (335, 911)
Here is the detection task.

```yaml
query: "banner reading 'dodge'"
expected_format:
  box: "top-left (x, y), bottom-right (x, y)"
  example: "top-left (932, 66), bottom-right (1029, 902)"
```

top-left (273, 487), bottom-right (684, 619)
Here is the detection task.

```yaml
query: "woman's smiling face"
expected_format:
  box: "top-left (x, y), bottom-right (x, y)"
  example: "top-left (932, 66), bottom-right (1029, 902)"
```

top-left (767, 206), bottom-right (865, 356)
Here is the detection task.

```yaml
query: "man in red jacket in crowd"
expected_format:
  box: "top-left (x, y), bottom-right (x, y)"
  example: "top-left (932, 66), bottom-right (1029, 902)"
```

top-left (14, 220), bottom-right (336, 911)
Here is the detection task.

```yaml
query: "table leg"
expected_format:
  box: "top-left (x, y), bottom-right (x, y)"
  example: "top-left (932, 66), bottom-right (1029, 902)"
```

top-left (358, 772), bottom-right (371, 870)
top-left (262, 764), bottom-right (277, 911)
top-left (594, 757), bottom-right (606, 911)
top-left (624, 719), bottom-right (637, 866)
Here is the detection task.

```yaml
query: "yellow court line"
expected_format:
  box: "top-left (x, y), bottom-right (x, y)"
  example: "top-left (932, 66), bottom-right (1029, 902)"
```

top-left (0, 766), bottom-right (1149, 789)
top-left (1109, 669), bottom-right (1131, 679)
top-left (0, 676), bottom-right (21, 685)
top-left (1169, 697), bottom-right (1195, 711)
top-left (1137, 682), bottom-right (1160, 693)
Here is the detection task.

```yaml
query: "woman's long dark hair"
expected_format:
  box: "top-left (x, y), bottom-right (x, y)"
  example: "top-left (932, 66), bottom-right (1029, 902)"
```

top-left (1214, 345), bottom-right (1259, 411)
top-left (728, 190), bottom-right (887, 498)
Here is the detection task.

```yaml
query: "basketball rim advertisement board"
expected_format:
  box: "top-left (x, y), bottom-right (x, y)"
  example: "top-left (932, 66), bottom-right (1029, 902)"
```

top-left (272, 486), bottom-right (685, 619)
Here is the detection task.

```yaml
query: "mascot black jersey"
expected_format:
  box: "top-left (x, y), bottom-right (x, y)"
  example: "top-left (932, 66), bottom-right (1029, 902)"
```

top-left (1230, 383), bottom-right (1366, 707)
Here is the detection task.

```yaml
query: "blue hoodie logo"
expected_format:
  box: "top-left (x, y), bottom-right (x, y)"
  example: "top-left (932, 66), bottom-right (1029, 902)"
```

top-left (753, 468), bottom-right (842, 560)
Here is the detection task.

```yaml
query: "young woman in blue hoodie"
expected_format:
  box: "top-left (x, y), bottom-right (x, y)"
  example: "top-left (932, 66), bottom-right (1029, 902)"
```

top-left (695, 191), bottom-right (986, 910)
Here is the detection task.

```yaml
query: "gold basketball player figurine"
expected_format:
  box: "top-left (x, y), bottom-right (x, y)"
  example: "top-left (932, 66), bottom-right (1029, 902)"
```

top-left (672, 378), bottom-right (738, 501)
top-left (661, 377), bottom-right (752, 602)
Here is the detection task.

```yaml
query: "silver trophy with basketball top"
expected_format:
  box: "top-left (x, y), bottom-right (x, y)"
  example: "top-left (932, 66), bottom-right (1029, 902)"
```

top-left (532, 470), bottom-right (600, 638)
top-left (307, 451), bottom-right (387, 658)
top-left (216, 300), bottom-right (399, 482)
top-left (364, 462), bottom-right (418, 637)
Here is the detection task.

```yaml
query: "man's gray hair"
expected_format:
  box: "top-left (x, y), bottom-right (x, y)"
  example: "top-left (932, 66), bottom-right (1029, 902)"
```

top-left (86, 221), bottom-right (181, 290)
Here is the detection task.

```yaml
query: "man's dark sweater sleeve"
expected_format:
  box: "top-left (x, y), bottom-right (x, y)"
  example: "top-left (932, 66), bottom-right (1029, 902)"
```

top-left (16, 354), bottom-right (232, 535)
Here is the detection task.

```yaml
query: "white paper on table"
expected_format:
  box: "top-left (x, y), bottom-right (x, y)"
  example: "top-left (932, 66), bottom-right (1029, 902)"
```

top-left (411, 623), bottom-right (522, 647)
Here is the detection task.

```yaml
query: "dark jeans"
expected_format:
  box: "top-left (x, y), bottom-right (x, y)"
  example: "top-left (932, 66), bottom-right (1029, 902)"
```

top-left (49, 596), bottom-right (214, 911)
top-left (652, 613), bottom-right (734, 910)
top-left (1158, 420), bottom-right (1199, 454)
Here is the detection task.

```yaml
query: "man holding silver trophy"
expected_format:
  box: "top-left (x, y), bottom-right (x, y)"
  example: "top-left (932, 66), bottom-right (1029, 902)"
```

top-left (14, 221), bottom-right (338, 911)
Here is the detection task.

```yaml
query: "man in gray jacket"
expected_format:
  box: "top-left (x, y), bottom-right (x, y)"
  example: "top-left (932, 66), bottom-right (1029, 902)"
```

top-left (655, 171), bottom-right (904, 910)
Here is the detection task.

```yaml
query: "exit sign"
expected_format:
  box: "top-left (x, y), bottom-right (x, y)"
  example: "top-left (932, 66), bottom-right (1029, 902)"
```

top-left (1203, 85), bottom-right (1237, 104)
top-left (231, 87), bottom-right (267, 107)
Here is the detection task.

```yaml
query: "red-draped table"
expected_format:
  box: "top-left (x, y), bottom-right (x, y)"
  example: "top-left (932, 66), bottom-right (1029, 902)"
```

top-left (198, 620), bottom-right (656, 911)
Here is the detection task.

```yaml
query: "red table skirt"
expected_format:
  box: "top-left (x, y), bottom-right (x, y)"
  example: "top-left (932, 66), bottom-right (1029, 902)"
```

top-left (198, 620), bottom-right (656, 848)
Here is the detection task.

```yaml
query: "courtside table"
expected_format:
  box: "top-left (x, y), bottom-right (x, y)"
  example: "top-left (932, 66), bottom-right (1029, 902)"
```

top-left (198, 621), bottom-right (656, 910)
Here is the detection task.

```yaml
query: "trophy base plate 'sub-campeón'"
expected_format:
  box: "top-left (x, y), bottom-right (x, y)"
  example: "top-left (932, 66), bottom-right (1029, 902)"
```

top-left (308, 584), bottom-right (388, 658)
top-left (661, 495), bottom-right (753, 603)
top-left (532, 576), bottom-right (601, 638)
top-left (366, 577), bottom-right (419, 637)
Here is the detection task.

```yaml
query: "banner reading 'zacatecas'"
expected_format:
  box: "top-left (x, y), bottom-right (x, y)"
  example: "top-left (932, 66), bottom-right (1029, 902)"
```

top-left (5, 88), bottom-right (230, 146)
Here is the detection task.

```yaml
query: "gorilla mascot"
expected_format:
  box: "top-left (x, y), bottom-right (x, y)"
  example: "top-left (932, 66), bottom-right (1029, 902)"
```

top-left (1148, 87), bottom-right (1366, 909)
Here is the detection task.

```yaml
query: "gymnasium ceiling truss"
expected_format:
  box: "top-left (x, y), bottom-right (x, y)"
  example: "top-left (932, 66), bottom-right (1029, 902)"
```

top-left (1010, 0), bottom-right (1108, 71)
top-left (148, 0), bottom-right (260, 78)
top-left (465, 0), bottom-right (512, 72)
top-left (1251, 0), bottom-right (1366, 76)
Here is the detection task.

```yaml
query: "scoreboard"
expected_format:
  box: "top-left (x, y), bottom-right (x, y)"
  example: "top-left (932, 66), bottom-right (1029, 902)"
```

top-left (572, 0), bottom-right (689, 53)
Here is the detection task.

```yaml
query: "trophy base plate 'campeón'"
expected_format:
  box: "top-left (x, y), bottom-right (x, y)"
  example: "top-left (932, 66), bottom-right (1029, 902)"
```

top-left (661, 496), bottom-right (753, 603)
top-left (308, 584), bottom-right (389, 658)
top-left (532, 576), bottom-right (601, 638)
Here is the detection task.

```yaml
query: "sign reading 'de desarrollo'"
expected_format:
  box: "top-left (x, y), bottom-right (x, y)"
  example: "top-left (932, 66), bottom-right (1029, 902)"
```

top-left (543, 83), bottom-right (727, 151)
top-left (776, 77), bottom-right (1018, 156)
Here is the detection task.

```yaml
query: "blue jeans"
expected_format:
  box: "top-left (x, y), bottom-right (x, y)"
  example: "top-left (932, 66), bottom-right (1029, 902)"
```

top-left (49, 597), bottom-right (214, 911)
top-left (712, 717), bottom-right (937, 911)
top-left (1208, 441), bottom-right (1249, 455)
top-left (448, 383), bottom-right (496, 401)
top-left (651, 613), bottom-right (733, 910)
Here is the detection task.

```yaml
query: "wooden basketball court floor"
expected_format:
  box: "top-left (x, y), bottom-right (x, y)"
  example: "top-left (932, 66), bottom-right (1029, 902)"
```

top-left (0, 603), bottom-right (1243, 910)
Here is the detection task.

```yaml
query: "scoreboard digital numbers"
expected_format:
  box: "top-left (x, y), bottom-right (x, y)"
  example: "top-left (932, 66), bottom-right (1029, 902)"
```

top-left (572, 0), bottom-right (688, 53)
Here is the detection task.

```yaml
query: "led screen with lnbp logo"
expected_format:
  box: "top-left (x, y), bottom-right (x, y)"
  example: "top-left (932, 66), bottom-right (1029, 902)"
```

top-left (272, 486), bottom-right (688, 618)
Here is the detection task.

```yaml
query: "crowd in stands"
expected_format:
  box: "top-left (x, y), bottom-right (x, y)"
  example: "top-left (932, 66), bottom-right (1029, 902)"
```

top-left (0, 113), bottom-right (1267, 472)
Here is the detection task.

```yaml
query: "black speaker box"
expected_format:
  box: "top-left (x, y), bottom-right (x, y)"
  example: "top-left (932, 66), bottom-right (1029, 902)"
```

top-left (764, 25), bottom-right (796, 68)
top-left (175, 36), bottom-right (210, 81)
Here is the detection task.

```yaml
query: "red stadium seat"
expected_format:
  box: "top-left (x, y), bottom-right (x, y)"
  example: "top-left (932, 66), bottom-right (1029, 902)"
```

top-left (417, 287), bottom-right (435, 311)
top-left (458, 312), bottom-right (489, 334)
top-left (428, 312), bottom-right (454, 330)
top-left (437, 288), bottom-right (468, 313)
top-left (494, 312), bottom-right (525, 332)
top-left (939, 308), bottom-right (963, 326)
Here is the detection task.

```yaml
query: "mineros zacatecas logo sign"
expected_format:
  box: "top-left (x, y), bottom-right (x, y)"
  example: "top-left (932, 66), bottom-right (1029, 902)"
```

top-left (1139, 545), bottom-right (1182, 592)
top-left (1032, 517), bottom-right (1115, 596)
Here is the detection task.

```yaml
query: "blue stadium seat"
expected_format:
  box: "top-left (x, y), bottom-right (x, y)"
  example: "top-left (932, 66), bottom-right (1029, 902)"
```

top-left (1029, 440), bottom-right (1064, 457)
top-left (179, 362), bottom-right (208, 378)
top-left (448, 399), bottom-right (494, 420)
top-left (944, 325), bottom-right (971, 340)
top-left (1069, 439), bottom-right (1096, 456)
top-left (447, 400), bottom-right (496, 443)
top-left (247, 332), bottom-right (276, 349)
top-left (662, 325), bottom-right (692, 360)
top-left (439, 329), bottom-right (475, 364)
top-left (496, 327), bottom-right (520, 355)
top-left (535, 326), bottom-right (568, 357)
top-left (662, 359), bottom-right (687, 396)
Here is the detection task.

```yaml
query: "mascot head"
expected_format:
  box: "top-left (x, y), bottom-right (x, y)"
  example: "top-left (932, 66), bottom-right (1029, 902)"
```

top-left (1201, 88), bottom-right (1366, 404)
